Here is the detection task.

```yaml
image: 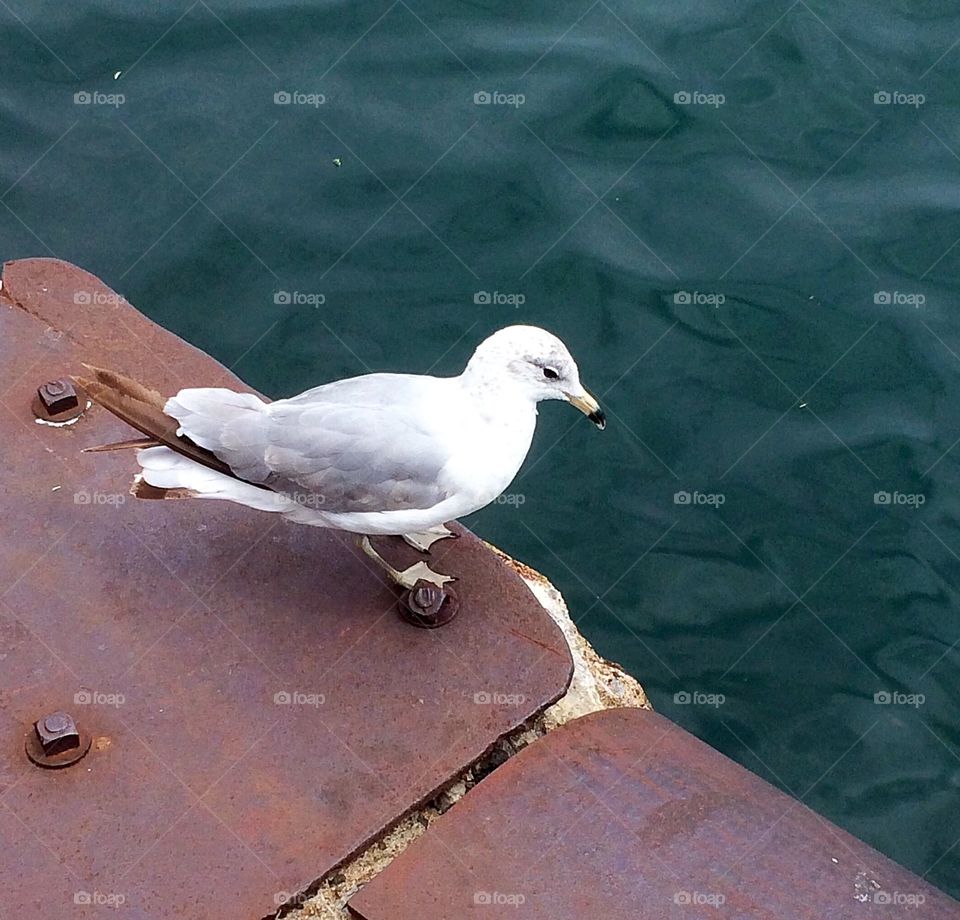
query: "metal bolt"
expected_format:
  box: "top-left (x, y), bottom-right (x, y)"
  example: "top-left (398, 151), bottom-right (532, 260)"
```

top-left (37, 378), bottom-right (79, 416)
top-left (413, 585), bottom-right (435, 609)
top-left (35, 710), bottom-right (80, 756)
top-left (400, 580), bottom-right (459, 629)
top-left (25, 709), bottom-right (91, 769)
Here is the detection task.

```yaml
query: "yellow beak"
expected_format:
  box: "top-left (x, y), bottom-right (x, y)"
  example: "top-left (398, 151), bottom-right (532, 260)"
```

top-left (566, 390), bottom-right (606, 430)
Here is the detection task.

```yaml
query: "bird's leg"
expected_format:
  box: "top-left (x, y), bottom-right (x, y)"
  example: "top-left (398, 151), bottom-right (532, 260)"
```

top-left (401, 523), bottom-right (457, 553)
top-left (358, 536), bottom-right (456, 589)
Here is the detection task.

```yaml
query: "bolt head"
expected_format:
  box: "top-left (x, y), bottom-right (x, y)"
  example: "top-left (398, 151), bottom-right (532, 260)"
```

top-left (35, 710), bottom-right (80, 755)
top-left (37, 378), bottom-right (79, 415)
top-left (413, 585), bottom-right (435, 609)
top-left (43, 713), bottom-right (70, 733)
top-left (400, 580), bottom-right (459, 628)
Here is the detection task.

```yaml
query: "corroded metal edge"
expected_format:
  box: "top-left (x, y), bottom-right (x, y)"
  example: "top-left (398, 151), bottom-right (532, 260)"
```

top-left (277, 559), bottom-right (644, 920)
top-left (347, 707), bottom-right (960, 920)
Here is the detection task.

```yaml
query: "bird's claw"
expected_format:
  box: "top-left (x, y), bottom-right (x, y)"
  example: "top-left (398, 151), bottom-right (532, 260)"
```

top-left (401, 525), bottom-right (457, 553)
top-left (394, 561), bottom-right (457, 590)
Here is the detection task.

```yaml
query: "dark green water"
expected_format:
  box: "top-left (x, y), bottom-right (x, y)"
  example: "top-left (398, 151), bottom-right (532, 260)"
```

top-left (3, 0), bottom-right (960, 898)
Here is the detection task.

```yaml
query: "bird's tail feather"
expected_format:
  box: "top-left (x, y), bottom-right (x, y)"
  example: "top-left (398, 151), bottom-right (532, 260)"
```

top-left (73, 366), bottom-right (279, 509)
top-left (73, 365), bottom-right (237, 478)
top-left (83, 437), bottom-right (160, 453)
top-left (74, 366), bottom-right (299, 515)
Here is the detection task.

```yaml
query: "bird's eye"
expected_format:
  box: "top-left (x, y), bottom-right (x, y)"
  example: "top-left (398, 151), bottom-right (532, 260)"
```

top-left (542, 366), bottom-right (560, 380)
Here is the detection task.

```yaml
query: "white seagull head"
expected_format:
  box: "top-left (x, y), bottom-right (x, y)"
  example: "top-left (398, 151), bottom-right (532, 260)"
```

top-left (462, 325), bottom-right (606, 429)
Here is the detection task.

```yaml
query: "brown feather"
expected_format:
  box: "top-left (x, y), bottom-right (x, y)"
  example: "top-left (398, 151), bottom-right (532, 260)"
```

top-left (73, 374), bottom-right (180, 445)
top-left (83, 437), bottom-right (159, 453)
top-left (81, 364), bottom-right (167, 411)
top-left (130, 478), bottom-right (197, 501)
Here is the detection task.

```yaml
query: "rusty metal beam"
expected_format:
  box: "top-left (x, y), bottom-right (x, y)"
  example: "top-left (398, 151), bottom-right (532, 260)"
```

top-left (348, 708), bottom-right (959, 919)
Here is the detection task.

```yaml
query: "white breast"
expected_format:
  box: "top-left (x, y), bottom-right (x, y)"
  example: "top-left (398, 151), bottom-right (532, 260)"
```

top-left (437, 386), bottom-right (538, 515)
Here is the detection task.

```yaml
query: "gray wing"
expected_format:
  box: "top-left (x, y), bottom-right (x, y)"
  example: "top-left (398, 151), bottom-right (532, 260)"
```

top-left (167, 374), bottom-right (454, 514)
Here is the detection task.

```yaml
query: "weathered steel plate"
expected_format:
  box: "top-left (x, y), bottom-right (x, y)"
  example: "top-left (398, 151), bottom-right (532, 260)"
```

top-left (0, 258), bottom-right (573, 918)
top-left (348, 708), bottom-right (959, 920)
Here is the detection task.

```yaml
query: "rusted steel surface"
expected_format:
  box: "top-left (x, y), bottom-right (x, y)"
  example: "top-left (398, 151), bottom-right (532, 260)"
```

top-left (0, 258), bottom-right (573, 918)
top-left (348, 708), bottom-right (959, 920)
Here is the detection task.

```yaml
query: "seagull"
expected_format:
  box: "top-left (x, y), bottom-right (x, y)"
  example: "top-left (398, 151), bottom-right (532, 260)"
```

top-left (75, 325), bottom-right (605, 592)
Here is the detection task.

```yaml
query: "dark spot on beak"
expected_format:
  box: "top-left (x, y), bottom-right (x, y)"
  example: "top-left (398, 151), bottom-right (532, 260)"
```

top-left (590, 409), bottom-right (606, 430)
